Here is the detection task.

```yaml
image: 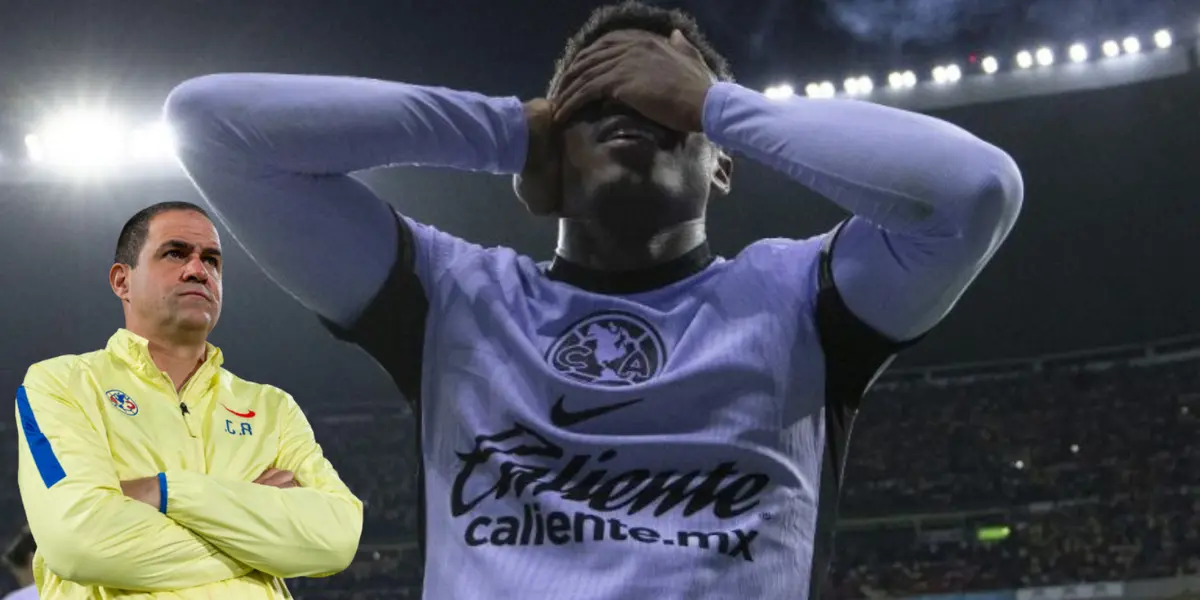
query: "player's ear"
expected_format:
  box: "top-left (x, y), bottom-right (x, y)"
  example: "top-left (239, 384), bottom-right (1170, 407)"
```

top-left (710, 148), bottom-right (733, 198)
top-left (110, 263), bottom-right (131, 301)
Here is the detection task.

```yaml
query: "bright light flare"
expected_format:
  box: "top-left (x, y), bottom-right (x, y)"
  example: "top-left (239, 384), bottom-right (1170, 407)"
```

top-left (1102, 40), bottom-right (1121, 57)
top-left (25, 111), bottom-right (127, 169)
top-left (764, 84), bottom-right (794, 100)
top-left (932, 64), bottom-right (961, 84)
top-left (24, 111), bottom-right (178, 172)
top-left (129, 122), bottom-right (177, 162)
top-left (981, 56), bottom-right (999, 74)
top-left (1016, 50), bottom-right (1034, 69)
top-left (804, 81), bottom-right (837, 98)
top-left (1035, 47), bottom-right (1055, 66)
top-left (844, 75), bottom-right (873, 95)
top-left (887, 70), bottom-right (917, 89)
top-left (1122, 36), bottom-right (1141, 54)
top-left (1154, 29), bottom-right (1172, 49)
top-left (1068, 43), bottom-right (1089, 63)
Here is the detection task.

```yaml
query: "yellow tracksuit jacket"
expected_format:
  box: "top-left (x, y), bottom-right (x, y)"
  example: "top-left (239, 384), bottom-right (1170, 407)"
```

top-left (15, 329), bottom-right (364, 599)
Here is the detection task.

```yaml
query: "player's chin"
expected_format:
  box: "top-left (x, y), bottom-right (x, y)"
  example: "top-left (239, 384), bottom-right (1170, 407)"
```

top-left (174, 308), bottom-right (219, 330)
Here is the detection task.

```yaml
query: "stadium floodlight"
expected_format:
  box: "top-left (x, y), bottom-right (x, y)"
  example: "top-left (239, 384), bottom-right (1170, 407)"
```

top-left (25, 110), bottom-right (127, 170)
top-left (1068, 43), bottom-right (1089, 63)
top-left (887, 70), bottom-right (917, 89)
top-left (1070, 444), bottom-right (1079, 453)
top-left (1122, 36), bottom-right (1141, 54)
top-left (981, 56), bottom-right (999, 74)
top-left (1154, 29), bottom-right (1172, 49)
top-left (764, 84), bottom-right (794, 100)
top-left (804, 81), bottom-right (836, 99)
top-left (1102, 40), bottom-right (1121, 57)
top-left (1013, 460), bottom-right (1025, 470)
top-left (844, 75), bottom-right (873, 95)
top-left (1015, 50), bottom-right (1034, 69)
top-left (1035, 47), bottom-right (1055, 66)
top-left (931, 64), bottom-right (960, 84)
top-left (128, 122), bottom-right (176, 162)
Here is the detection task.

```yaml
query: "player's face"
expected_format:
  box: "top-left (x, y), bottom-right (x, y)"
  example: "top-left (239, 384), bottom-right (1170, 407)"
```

top-left (125, 210), bottom-right (224, 336)
top-left (556, 34), bottom-right (730, 227)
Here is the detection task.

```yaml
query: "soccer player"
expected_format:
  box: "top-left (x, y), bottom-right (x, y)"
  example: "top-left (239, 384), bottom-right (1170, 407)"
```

top-left (2, 527), bottom-right (36, 600)
top-left (165, 2), bottom-right (1022, 599)
top-left (14, 202), bottom-right (363, 599)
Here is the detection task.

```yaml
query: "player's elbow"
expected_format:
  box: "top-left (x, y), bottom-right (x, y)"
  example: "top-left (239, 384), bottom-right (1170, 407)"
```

top-left (36, 527), bottom-right (131, 588)
top-left (164, 75), bottom-right (254, 162)
top-left (318, 501), bottom-right (365, 574)
top-left (964, 146), bottom-right (1024, 249)
top-left (276, 500), bottom-right (363, 578)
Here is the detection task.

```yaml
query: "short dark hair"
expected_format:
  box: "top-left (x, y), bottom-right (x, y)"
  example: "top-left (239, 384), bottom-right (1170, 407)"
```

top-left (3, 527), bottom-right (34, 570)
top-left (548, 1), bottom-right (734, 97)
top-left (114, 201), bottom-right (212, 267)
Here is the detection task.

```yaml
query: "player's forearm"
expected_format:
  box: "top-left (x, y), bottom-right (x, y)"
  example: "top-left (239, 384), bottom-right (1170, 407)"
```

top-left (28, 483), bottom-right (249, 590)
top-left (165, 73), bottom-right (528, 176)
top-left (163, 470), bottom-right (363, 579)
top-left (701, 82), bottom-right (1023, 238)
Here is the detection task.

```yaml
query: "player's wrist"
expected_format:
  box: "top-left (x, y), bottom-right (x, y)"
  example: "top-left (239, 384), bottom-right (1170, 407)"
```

top-left (157, 472), bottom-right (168, 513)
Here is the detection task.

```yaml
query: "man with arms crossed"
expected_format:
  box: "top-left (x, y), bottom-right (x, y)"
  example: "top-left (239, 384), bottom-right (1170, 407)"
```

top-left (15, 202), bottom-right (362, 599)
top-left (166, 2), bottom-right (1022, 599)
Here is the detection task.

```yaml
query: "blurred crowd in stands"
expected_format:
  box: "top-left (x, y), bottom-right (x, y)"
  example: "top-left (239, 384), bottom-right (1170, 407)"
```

top-left (3, 357), bottom-right (1197, 599)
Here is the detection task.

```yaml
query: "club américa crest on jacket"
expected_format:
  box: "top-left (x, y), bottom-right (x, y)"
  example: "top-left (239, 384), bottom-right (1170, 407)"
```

top-left (106, 389), bottom-right (138, 416)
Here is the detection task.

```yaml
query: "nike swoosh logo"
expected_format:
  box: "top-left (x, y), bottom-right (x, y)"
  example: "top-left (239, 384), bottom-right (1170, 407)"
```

top-left (550, 396), bottom-right (642, 428)
top-left (223, 406), bottom-right (256, 419)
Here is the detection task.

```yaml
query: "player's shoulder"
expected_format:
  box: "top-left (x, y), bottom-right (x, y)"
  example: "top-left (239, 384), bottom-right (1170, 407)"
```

top-left (400, 214), bottom-right (529, 278)
top-left (218, 368), bottom-right (295, 405)
top-left (24, 349), bottom-right (110, 387)
top-left (728, 233), bottom-right (830, 280)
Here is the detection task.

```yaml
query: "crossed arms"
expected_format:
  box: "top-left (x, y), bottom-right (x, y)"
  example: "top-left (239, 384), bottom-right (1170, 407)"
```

top-left (15, 362), bottom-right (363, 591)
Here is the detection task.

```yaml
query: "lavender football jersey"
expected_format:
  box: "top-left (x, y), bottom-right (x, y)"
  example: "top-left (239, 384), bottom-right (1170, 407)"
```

top-left (326, 212), bottom-right (906, 600)
top-left (166, 74), bottom-right (1021, 600)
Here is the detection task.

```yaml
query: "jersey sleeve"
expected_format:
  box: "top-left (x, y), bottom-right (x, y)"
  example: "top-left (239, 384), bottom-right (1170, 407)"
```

top-left (15, 362), bottom-right (251, 591)
top-left (740, 233), bottom-right (914, 413)
top-left (160, 392), bottom-right (363, 580)
top-left (703, 82), bottom-right (1022, 343)
top-left (320, 211), bottom-right (484, 403)
top-left (166, 74), bottom-right (528, 331)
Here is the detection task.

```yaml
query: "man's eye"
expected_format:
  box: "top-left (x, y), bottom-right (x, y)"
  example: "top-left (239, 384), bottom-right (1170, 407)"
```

top-left (204, 256), bottom-right (220, 267)
top-left (166, 250), bottom-right (185, 258)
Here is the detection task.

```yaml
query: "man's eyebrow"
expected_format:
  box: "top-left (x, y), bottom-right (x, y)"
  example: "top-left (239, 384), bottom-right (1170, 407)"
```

top-left (159, 240), bottom-right (222, 256)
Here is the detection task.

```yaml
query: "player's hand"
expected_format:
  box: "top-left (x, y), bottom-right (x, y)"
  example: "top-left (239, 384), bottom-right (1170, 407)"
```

top-left (513, 98), bottom-right (562, 216)
top-left (120, 476), bottom-right (162, 509)
top-left (254, 468), bottom-right (299, 489)
top-left (553, 29), bottom-right (715, 133)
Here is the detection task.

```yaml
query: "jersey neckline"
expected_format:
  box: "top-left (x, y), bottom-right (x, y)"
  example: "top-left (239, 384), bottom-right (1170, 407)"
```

top-left (544, 242), bottom-right (715, 295)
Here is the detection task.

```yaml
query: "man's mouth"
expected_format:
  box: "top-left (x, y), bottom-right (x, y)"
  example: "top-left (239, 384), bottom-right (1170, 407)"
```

top-left (597, 115), bottom-right (668, 147)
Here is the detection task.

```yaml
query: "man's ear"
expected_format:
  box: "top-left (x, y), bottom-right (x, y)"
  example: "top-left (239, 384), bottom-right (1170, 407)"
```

top-left (110, 263), bottom-right (131, 302)
top-left (710, 148), bottom-right (733, 197)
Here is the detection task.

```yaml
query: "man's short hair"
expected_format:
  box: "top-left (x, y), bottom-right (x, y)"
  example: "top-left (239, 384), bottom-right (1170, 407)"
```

top-left (114, 201), bottom-right (212, 267)
top-left (3, 527), bottom-right (35, 570)
top-left (548, 0), bottom-right (734, 97)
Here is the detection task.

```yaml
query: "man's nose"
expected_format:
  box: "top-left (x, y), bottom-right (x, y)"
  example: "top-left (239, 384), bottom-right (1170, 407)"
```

top-left (181, 256), bottom-right (209, 282)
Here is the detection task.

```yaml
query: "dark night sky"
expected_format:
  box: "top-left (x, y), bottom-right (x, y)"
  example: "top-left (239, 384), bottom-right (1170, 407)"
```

top-left (1, 0), bottom-right (1198, 408)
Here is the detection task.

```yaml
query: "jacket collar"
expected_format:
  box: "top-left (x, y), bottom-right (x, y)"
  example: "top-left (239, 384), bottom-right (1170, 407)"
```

top-left (106, 329), bottom-right (224, 389)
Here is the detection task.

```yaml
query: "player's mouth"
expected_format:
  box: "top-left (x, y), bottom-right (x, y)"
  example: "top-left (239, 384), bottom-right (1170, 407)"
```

top-left (596, 115), bottom-right (670, 148)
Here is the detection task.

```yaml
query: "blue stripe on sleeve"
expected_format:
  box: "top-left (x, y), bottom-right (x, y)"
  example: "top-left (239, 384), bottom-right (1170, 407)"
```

top-left (157, 472), bottom-right (168, 514)
top-left (16, 385), bottom-right (67, 488)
